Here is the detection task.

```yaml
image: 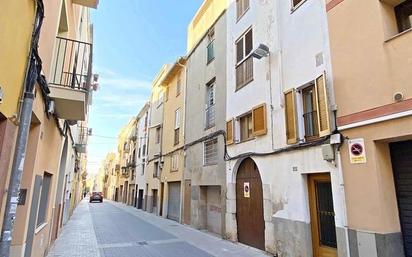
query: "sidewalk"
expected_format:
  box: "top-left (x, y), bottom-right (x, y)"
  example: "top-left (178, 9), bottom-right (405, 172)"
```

top-left (46, 200), bottom-right (100, 257)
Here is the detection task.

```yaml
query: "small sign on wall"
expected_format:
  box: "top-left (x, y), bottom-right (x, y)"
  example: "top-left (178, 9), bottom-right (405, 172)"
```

top-left (348, 138), bottom-right (367, 164)
top-left (243, 182), bottom-right (250, 198)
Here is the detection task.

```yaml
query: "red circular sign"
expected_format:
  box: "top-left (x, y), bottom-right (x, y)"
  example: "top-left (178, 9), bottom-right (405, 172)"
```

top-left (351, 143), bottom-right (363, 156)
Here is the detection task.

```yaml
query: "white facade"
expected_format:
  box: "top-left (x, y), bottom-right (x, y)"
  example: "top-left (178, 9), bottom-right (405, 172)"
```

top-left (225, 0), bottom-right (349, 256)
top-left (135, 103), bottom-right (150, 209)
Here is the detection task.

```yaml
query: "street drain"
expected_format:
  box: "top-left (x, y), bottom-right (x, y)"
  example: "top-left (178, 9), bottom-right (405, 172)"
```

top-left (137, 241), bottom-right (148, 246)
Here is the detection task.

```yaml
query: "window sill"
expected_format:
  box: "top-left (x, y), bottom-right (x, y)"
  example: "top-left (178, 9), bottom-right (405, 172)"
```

top-left (207, 58), bottom-right (215, 65)
top-left (236, 137), bottom-right (255, 144)
top-left (291, 0), bottom-right (307, 13)
top-left (235, 78), bottom-right (254, 92)
top-left (35, 222), bottom-right (48, 234)
top-left (385, 28), bottom-right (412, 43)
top-left (203, 163), bottom-right (218, 167)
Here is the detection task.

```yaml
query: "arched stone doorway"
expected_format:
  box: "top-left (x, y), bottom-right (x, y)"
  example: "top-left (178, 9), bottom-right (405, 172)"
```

top-left (236, 158), bottom-right (265, 250)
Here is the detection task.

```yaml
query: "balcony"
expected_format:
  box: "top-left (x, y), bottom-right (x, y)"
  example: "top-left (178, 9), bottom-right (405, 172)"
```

top-left (72, 0), bottom-right (99, 9)
top-left (49, 37), bottom-right (93, 121)
top-left (75, 125), bottom-right (89, 153)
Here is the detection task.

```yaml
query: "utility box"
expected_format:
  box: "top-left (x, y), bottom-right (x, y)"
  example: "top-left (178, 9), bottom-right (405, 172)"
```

top-left (322, 144), bottom-right (335, 161)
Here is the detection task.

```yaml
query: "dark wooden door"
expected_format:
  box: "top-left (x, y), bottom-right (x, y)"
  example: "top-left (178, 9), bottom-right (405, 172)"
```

top-left (138, 189), bottom-right (144, 209)
top-left (236, 158), bottom-right (265, 250)
top-left (390, 140), bottom-right (412, 256)
top-left (308, 173), bottom-right (337, 257)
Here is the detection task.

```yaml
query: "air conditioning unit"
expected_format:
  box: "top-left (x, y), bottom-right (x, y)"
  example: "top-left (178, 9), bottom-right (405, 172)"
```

top-left (160, 156), bottom-right (164, 163)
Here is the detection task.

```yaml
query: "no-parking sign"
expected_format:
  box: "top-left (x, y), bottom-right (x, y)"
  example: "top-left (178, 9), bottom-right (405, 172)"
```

top-left (348, 138), bottom-right (367, 164)
top-left (243, 182), bottom-right (250, 198)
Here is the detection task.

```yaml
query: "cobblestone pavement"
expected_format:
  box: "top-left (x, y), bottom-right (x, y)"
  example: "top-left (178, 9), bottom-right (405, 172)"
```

top-left (47, 200), bottom-right (269, 257)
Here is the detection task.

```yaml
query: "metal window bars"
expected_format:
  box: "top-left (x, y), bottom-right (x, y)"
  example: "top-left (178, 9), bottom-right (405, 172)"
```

top-left (50, 37), bottom-right (93, 90)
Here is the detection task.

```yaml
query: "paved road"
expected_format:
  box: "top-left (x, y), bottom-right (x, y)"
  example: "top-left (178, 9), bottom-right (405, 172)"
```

top-left (47, 200), bottom-right (268, 257)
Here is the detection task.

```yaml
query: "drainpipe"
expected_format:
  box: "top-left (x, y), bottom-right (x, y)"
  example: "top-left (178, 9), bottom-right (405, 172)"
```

top-left (336, 149), bottom-right (351, 257)
top-left (0, 1), bottom-right (44, 255)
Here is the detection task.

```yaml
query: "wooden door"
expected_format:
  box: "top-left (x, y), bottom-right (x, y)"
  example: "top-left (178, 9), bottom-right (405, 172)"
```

top-left (138, 189), bottom-right (144, 209)
top-left (236, 158), bottom-right (265, 250)
top-left (308, 173), bottom-right (337, 257)
top-left (390, 140), bottom-right (412, 256)
top-left (184, 180), bottom-right (191, 225)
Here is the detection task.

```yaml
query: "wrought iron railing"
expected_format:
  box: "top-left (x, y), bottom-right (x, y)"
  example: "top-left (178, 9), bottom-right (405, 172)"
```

top-left (205, 105), bottom-right (216, 129)
top-left (50, 37), bottom-right (92, 90)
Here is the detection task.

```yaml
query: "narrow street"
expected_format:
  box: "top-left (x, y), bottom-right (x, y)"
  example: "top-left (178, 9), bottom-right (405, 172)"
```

top-left (46, 200), bottom-right (268, 257)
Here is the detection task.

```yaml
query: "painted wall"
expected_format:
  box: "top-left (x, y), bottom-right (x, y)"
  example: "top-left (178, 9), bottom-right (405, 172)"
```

top-left (187, 0), bottom-right (228, 53)
top-left (0, 0), bottom-right (34, 119)
top-left (185, 9), bottom-right (227, 234)
top-left (225, 0), bottom-right (347, 256)
top-left (135, 104), bottom-right (150, 207)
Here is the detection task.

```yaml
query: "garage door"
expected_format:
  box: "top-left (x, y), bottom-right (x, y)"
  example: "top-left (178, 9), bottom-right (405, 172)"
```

top-left (167, 182), bottom-right (181, 222)
top-left (390, 140), bottom-right (412, 256)
top-left (207, 186), bottom-right (222, 235)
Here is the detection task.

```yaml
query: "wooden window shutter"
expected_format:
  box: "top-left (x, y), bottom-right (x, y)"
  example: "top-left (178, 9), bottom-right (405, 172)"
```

top-left (252, 103), bottom-right (267, 136)
top-left (315, 73), bottom-right (331, 137)
top-left (284, 89), bottom-right (298, 144)
top-left (226, 119), bottom-right (234, 145)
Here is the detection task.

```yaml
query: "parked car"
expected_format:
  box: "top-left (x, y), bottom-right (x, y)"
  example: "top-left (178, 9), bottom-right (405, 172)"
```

top-left (90, 192), bottom-right (103, 203)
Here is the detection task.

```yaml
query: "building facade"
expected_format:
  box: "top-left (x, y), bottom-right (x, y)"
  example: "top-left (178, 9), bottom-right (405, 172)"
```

top-left (0, 0), bottom-right (98, 256)
top-left (145, 65), bottom-right (169, 215)
top-left (184, 0), bottom-right (228, 236)
top-left (327, 0), bottom-right (412, 256)
top-left (224, 0), bottom-right (349, 256)
top-left (135, 103), bottom-right (150, 210)
top-left (158, 58), bottom-right (186, 222)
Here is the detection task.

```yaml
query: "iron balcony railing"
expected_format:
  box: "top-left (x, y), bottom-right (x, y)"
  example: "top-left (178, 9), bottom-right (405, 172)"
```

top-left (50, 37), bottom-right (93, 90)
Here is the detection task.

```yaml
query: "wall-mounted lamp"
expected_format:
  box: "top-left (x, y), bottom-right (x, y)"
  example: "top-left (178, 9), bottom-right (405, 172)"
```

top-left (252, 44), bottom-right (270, 59)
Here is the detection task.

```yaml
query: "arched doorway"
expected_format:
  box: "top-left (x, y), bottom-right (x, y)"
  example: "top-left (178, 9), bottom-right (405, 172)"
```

top-left (236, 158), bottom-right (265, 250)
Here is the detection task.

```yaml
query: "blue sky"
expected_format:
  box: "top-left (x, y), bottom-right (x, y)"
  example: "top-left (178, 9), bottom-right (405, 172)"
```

top-left (87, 0), bottom-right (203, 174)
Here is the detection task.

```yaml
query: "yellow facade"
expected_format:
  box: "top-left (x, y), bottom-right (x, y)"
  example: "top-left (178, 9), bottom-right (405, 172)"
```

top-left (187, 0), bottom-right (227, 53)
top-left (159, 59), bottom-right (186, 221)
top-left (0, 0), bottom-right (35, 118)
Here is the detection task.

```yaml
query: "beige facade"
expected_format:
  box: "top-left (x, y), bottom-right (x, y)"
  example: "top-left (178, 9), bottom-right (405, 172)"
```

top-left (159, 58), bottom-right (186, 222)
top-left (327, 0), bottom-right (412, 256)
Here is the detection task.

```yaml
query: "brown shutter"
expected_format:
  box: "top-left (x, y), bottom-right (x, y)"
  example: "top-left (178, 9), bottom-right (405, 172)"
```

top-left (226, 119), bottom-right (234, 145)
top-left (315, 73), bottom-right (331, 137)
top-left (252, 103), bottom-right (267, 136)
top-left (284, 89), bottom-right (298, 144)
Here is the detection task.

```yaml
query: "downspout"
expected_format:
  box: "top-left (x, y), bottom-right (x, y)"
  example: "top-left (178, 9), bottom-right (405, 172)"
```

top-left (0, 0), bottom-right (45, 255)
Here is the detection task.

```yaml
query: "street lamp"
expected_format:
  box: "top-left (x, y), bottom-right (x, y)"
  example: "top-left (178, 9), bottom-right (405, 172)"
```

top-left (252, 44), bottom-right (270, 59)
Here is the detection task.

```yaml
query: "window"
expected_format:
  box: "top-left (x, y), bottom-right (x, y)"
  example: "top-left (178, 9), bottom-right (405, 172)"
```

top-left (174, 109), bottom-right (180, 145)
top-left (176, 79), bottom-right (182, 96)
top-left (284, 73), bottom-right (330, 145)
top-left (236, 0), bottom-right (250, 20)
top-left (395, 0), bottom-right (412, 33)
top-left (155, 127), bottom-right (161, 144)
top-left (153, 161), bottom-right (160, 178)
top-left (204, 138), bottom-right (218, 166)
top-left (302, 85), bottom-right (319, 140)
top-left (207, 28), bottom-right (215, 64)
top-left (142, 144), bottom-right (146, 156)
top-left (37, 173), bottom-right (52, 227)
top-left (141, 162), bottom-right (145, 175)
top-left (239, 113), bottom-right (253, 142)
top-left (236, 29), bottom-right (253, 90)
top-left (205, 80), bottom-right (216, 129)
top-left (292, 0), bottom-right (305, 9)
top-left (171, 154), bottom-right (179, 171)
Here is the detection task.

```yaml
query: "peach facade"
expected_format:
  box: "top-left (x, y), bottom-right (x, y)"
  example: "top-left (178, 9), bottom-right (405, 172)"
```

top-left (328, 0), bottom-right (412, 256)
